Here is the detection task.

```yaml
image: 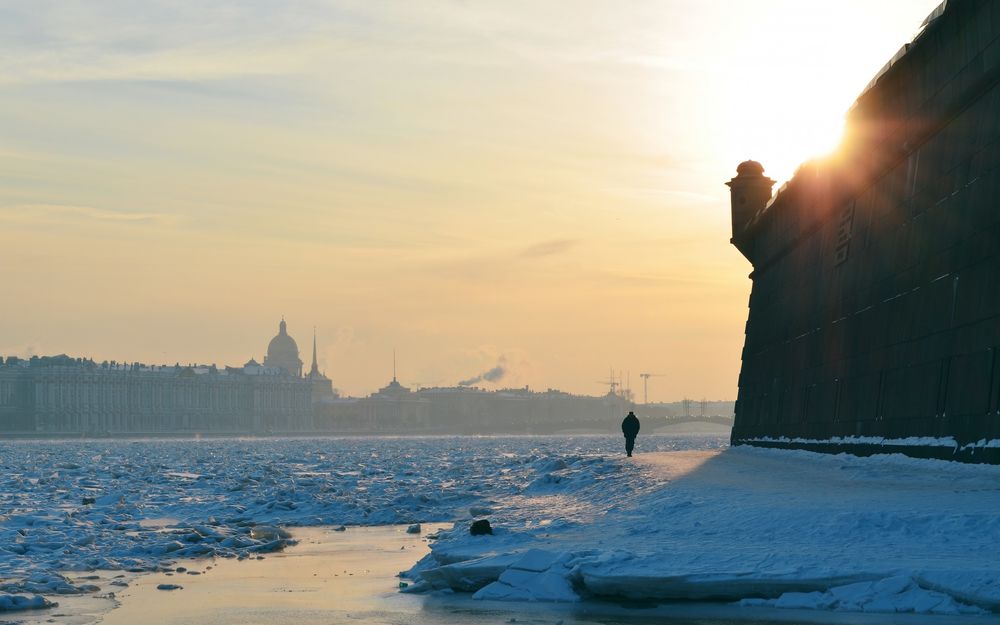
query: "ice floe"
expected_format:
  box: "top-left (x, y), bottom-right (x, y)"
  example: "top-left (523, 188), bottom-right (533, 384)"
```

top-left (0, 593), bottom-right (55, 612)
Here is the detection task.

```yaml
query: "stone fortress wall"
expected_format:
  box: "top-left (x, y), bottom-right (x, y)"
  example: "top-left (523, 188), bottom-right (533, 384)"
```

top-left (729, 0), bottom-right (1000, 461)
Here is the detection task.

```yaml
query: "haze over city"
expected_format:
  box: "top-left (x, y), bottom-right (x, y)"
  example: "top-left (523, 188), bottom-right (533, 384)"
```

top-left (1, 0), bottom-right (941, 399)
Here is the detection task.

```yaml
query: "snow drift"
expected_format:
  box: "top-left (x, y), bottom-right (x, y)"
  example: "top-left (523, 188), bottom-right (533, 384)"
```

top-left (405, 446), bottom-right (1000, 616)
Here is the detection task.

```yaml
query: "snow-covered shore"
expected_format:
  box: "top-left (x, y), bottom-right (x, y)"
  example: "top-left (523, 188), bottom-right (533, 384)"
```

top-left (405, 446), bottom-right (1000, 616)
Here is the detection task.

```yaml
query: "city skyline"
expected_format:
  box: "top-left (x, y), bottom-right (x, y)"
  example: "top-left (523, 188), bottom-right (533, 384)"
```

top-left (4, 318), bottom-right (728, 402)
top-left (0, 1), bottom-right (943, 399)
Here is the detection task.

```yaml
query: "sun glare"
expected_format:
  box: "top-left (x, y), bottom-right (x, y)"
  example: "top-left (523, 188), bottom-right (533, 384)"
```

top-left (708, 1), bottom-right (941, 185)
top-left (719, 87), bottom-right (849, 186)
top-left (760, 109), bottom-right (848, 184)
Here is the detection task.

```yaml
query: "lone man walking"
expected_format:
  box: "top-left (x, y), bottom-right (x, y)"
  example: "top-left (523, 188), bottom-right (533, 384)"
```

top-left (621, 410), bottom-right (640, 457)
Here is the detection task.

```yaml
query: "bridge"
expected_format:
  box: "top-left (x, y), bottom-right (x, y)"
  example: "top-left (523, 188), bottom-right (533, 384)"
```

top-left (655, 415), bottom-right (734, 428)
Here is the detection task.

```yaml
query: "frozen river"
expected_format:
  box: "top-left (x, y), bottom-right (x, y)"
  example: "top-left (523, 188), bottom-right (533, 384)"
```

top-left (0, 433), bottom-right (726, 594)
top-left (3, 430), bottom-right (1000, 622)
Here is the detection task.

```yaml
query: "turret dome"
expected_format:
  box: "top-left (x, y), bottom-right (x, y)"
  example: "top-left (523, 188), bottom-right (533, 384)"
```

top-left (736, 160), bottom-right (765, 176)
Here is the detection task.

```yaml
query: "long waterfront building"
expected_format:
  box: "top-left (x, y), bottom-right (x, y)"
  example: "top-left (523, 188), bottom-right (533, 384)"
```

top-left (0, 319), bottom-right (331, 435)
top-left (0, 355), bottom-right (315, 435)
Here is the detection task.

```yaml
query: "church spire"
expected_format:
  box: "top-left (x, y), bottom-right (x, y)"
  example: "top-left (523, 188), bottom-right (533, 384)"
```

top-left (309, 326), bottom-right (320, 377)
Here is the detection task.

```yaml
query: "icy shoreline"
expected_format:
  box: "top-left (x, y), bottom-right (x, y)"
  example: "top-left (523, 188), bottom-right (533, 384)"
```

top-left (404, 447), bottom-right (1000, 616)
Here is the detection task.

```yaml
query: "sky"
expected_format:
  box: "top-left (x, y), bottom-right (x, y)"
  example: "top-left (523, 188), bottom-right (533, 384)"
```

top-left (0, 0), bottom-right (944, 400)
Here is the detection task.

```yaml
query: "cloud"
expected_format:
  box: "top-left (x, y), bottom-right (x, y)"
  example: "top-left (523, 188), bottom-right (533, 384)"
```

top-left (0, 2), bottom-right (344, 85)
top-left (0, 203), bottom-right (180, 226)
top-left (429, 238), bottom-right (583, 284)
top-left (608, 187), bottom-right (720, 205)
top-left (520, 238), bottom-right (578, 258)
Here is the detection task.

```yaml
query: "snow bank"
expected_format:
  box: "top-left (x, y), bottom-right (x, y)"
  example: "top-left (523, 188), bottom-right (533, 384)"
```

top-left (405, 446), bottom-right (1000, 616)
top-left (745, 434), bottom-right (1000, 452)
top-left (745, 435), bottom-right (962, 448)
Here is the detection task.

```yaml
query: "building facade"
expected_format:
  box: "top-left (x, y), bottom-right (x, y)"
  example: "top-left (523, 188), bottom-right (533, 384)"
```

top-left (0, 319), bottom-right (333, 435)
top-left (0, 355), bottom-right (313, 434)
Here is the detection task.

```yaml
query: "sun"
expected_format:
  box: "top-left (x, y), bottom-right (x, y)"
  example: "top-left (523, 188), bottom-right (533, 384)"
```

top-left (719, 87), bottom-right (848, 186)
top-left (709, 1), bottom-right (943, 185)
top-left (760, 110), bottom-right (848, 184)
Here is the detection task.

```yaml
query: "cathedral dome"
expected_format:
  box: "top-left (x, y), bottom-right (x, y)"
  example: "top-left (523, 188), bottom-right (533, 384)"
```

top-left (267, 319), bottom-right (299, 356)
top-left (264, 318), bottom-right (303, 377)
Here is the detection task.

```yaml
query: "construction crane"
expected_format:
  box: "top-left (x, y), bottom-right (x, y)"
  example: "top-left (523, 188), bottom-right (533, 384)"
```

top-left (638, 373), bottom-right (665, 405)
top-left (596, 369), bottom-right (639, 403)
top-left (595, 379), bottom-right (614, 392)
top-left (596, 374), bottom-right (619, 397)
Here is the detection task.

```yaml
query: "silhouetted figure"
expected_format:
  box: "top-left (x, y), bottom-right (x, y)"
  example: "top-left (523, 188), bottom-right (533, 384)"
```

top-left (621, 411), bottom-right (640, 457)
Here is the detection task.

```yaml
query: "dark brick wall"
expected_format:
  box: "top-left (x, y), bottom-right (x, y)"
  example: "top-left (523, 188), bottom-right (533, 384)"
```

top-left (732, 0), bottom-right (1000, 458)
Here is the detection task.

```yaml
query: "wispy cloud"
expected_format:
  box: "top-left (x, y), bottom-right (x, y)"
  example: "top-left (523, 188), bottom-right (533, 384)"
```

top-left (520, 238), bottom-right (578, 258)
top-left (0, 1), bottom-right (354, 85)
top-left (0, 203), bottom-right (180, 226)
top-left (0, 1), bottom-right (706, 87)
top-left (429, 238), bottom-right (584, 284)
top-left (609, 187), bottom-right (720, 205)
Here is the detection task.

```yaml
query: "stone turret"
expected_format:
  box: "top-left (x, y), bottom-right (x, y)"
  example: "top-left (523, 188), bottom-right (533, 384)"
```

top-left (726, 160), bottom-right (775, 255)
